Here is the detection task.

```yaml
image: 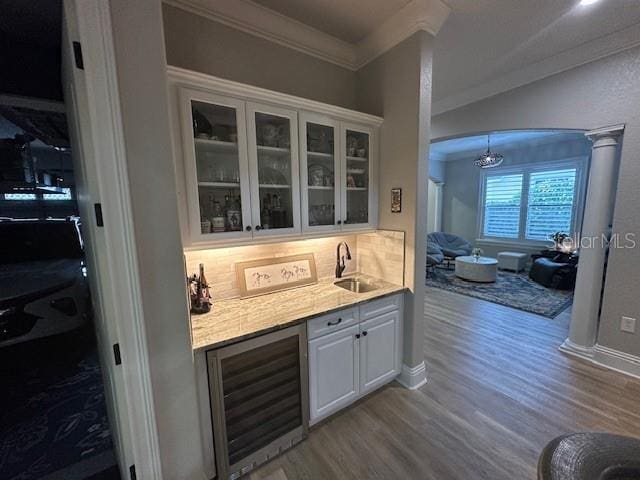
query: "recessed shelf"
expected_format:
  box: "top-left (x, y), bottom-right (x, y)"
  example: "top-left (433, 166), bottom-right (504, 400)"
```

top-left (308, 186), bottom-right (334, 190)
top-left (198, 181), bottom-right (241, 188)
top-left (195, 138), bottom-right (238, 150)
top-left (259, 184), bottom-right (291, 189)
top-left (346, 156), bottom-right (368, 162)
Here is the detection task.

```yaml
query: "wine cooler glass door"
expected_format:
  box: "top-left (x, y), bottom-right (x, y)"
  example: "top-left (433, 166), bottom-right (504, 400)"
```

top-left (300, 114), bottom-right (341, 232)
top-left (247, 103), bottom-right (300, 236)
top-left (182, 90), bottom-right (252, 242)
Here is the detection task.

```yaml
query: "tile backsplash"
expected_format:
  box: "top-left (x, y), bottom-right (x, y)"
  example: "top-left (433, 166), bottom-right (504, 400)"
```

top-left (184, 230), bottom-right (405, 300)
top-left (357, 230), bottom-right (405, 287)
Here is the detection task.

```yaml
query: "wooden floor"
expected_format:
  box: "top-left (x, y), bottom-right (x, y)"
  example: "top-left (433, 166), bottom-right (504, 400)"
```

top-left (251, 288), bottom-right (640, 480)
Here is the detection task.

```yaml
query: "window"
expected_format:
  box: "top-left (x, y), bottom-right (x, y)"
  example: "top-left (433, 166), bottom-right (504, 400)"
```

top-left (526, 169), bottom-right (577, 240)
top-left (483, 174), bottom-right (523, 238)
top-left (480, 161), bottom-right (584, 242)
top-left (3, 193), bottom-right (37, 200)
top-left (3, 188), bottom-right (73, 201)
top-left (43, 188), bottom-right (73, 201)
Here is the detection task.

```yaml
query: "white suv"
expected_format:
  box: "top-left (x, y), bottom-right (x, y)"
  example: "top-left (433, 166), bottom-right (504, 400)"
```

top-left (0, 218), bottom-right (89, 348)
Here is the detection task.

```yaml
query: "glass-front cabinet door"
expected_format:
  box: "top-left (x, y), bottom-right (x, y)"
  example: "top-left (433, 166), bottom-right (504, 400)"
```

top-left (300, 114), bottom-right (341, 232)
top-left (246, 103), bottom-right (300, 236)
top-left (341, 124), bottom-right (374, 229)
top-left (180, 90), bottom-right (252, 242)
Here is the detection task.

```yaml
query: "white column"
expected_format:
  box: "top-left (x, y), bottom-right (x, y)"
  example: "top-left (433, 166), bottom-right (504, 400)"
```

top-left (561, 124), bottom-right (624, 358)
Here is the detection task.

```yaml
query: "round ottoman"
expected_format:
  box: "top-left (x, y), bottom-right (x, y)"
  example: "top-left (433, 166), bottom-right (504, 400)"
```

top-left (538, 433), bottom-right (640, 480)
top-left (455, 256), bottom-right (497, 283)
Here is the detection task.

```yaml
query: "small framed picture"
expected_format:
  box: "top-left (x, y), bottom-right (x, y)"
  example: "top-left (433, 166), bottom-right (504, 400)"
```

top-left (391, 188), bottom-right (402, 213)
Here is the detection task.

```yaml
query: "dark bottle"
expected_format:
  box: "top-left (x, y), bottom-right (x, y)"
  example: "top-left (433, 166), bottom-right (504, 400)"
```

top-left (226, 195), bottom-right (241, 231)
top-left (271, 194), bottom-right (284, 228)
top-left (261, 194), bottom-right (271, 229)
top-left (189, 263), bottom-right (211, 314)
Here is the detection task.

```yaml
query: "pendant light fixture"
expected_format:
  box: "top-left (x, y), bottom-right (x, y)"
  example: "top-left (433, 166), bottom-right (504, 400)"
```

top-left (474, 134), bottom-right (504, 168)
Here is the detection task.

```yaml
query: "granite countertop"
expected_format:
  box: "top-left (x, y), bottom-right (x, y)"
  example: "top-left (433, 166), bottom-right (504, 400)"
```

top-left (190, 274), bottom-right (407, 351)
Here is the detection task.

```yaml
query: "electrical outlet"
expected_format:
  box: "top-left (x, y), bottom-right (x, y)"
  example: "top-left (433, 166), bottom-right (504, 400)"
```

top-left (621, 316), bottom-right (636, 334)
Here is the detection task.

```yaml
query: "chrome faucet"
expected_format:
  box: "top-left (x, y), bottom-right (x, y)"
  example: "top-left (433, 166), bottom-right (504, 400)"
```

top-left (335, 241), bottom-right (352, 278)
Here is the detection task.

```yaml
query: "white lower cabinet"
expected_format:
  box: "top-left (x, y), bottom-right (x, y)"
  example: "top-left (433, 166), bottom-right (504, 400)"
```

top-left (308, 294), bottom-right (403, 425)
top-left (359, 310), bottom-right (401, 395)
top-left (308, 325), bottom-right (360, 422)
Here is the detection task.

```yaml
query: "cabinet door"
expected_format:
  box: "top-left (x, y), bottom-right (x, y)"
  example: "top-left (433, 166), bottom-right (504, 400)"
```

top-left (308, 325), bottom-right (359, 424)
top-left (179, 89), bottom-right (252, 242)
top-left (246, 103), bottom-right (300, 236)
top-left (359, 310), bottom-right (401, 395)
top-left (341, 123), bottom-right (376, 230)
top-left (299, 113), bottom-right (341, 233)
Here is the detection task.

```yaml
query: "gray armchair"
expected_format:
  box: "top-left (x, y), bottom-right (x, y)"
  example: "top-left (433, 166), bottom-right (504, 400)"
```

top-left (427, 232), bottom-right (472, 267)
top-left (426, 241), bottom-right (444, 274)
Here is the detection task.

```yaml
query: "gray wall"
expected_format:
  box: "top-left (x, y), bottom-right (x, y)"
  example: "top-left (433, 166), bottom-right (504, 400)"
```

top-left (356, 31), bottom-right (433, 369)
top-left (440, 134), bottom-right (592, 258)
top-left (428, 157), bottom-right (445, 183)
top-left (162, 4), bottom-right (357, 109)
top-left (432, 45), bottom-right (640, 357)
top-left (109, 1), bottom-right (203, 478)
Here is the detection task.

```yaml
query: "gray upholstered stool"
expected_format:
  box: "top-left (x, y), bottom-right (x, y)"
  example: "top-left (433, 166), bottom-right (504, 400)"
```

top-left (538, 433), bottom-right (640, 480)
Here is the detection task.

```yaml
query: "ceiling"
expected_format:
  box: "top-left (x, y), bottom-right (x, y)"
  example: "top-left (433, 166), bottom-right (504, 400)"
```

top-left (432, 0), bottom-right (640, 111)
top-left (251, 0), bottom-right (412, 43)
top-left (429, 130), bottom-right (585, 160)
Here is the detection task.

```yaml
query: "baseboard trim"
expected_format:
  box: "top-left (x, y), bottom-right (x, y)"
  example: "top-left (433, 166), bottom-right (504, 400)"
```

top-left (560, 338), bottom-right (640, 380)
top-left (397, 361), bottom-right (427, 390)
top-left (559, 338), bottom-right (595, 359)
top-left (592, 344), bottom-right (640, 380)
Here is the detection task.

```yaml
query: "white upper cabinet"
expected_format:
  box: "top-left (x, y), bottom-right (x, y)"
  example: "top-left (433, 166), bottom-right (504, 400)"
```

top-left (246, 102), bottom-right (301, 237)
top-left (300, 116), bottom-right (378, 233)
top-left (300, 113), bottom-right (341, 233)
top-left (341, 123), bottom-right (376, 230)
top-left (170, 69), bottom-right (381, 247)
top-left (180, 89), bottom-right (253, 243)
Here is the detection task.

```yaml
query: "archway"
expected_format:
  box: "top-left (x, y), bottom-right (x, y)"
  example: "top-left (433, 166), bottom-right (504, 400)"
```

top-left (427, 126), bottom-right (625, 360)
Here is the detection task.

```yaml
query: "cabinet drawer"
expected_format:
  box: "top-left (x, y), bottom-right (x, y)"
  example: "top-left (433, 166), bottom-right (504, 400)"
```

top-left (307, 307), bottom-right (359, 340)
top-left (359, 293), bottom-right (402, 321)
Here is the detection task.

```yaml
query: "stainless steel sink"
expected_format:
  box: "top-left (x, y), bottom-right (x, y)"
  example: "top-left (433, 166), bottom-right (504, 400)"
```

top-left (334, 278), bottom-right (379, 293)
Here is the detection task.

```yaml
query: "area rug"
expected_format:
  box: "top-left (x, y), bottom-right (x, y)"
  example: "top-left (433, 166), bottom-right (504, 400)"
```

top-left (426, 268), bottom-right (573, 318)
top-left (0, 328), bottom-right (116, 480)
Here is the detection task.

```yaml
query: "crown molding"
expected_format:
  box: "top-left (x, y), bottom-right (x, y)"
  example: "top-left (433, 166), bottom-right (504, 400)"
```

top-left (164, 0), bottom-right (356, 69)
top-left (163, 0), bottom-right (450, 71)
top-left (354, 0), bottom-right (450, 69)
top-left (433, 21), bottom-right (640, 115)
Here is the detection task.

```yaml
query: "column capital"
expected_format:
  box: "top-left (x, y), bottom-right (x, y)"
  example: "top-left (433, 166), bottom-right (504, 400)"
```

top-left (585, 124), bottom-right (625, 143)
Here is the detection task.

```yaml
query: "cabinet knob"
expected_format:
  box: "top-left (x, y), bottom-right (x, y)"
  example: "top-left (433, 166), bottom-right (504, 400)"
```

top-left (255, 225), bottom-right (262, 231)
top-left (362, 331), bottom-right (368, 336)
top-left (355, 333), bottom-right (361, 339)
top-left (245, 226), bottom-right (252, 231)
top-left (337, 220), bottom-right (342, 225)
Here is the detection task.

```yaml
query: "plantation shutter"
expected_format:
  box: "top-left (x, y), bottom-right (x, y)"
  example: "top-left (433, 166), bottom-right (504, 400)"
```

top-left (526, 168), bottom-right (577, 240)
top-left (482, 174), bottom-right (523, 238)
